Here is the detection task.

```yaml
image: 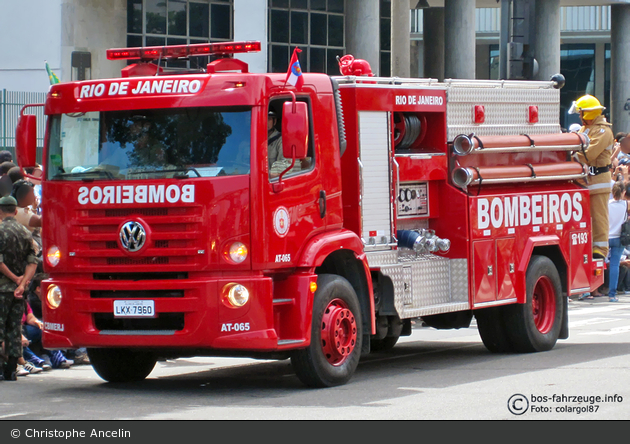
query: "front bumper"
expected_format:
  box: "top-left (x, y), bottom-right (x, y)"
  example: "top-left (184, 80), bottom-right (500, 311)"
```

top-left (41, 275), bottom-right (297, 352)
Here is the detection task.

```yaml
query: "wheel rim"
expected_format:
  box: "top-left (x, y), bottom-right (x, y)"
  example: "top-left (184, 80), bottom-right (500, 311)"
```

top-left (532, 275), bottom-right (556, 334)
top-left (321, 298), bottom-right (357, 366)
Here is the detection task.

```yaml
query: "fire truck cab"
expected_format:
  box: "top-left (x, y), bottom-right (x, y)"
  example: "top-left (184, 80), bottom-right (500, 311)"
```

top-left (15, 42), bottom-right (604, 387)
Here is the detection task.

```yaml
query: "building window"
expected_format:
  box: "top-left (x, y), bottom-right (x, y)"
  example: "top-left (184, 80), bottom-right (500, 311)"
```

top-left (268, 0), bottom-right (345, 75)
top-left (489, 45), bottom-right (499, 80)
top-left (127, 0), bottom-right (233, 68)
top-left (380, 0), bottom-right (391, 77)
top-left (560, 44), bottom-right (596, 129)
top-left (604, 43), bottom-right (610, 119)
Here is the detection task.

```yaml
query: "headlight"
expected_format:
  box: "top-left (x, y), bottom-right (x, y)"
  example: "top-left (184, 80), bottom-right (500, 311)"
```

top-left (47, 246), bottom-right (61, 267)
top-left (226, 242), bottom-right (248, 264)
top-left (46, 285), bottom-right (62, 309)
top-left (222, 283), bottom-right (249, 308)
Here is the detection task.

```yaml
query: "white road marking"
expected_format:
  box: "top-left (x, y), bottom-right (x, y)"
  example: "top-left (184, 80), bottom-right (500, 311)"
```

top-left (569, 317), bottom-right (618, 327)
top-left (0, 412), bottom-right (28, 419)
top-left (580, 325), bottom-right (630, 336)
top-left (570, 306), bottom-right (623, 315)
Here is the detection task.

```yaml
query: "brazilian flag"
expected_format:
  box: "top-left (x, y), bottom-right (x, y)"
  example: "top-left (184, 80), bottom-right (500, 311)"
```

top-left (45, 60), bottom-right (60, 85)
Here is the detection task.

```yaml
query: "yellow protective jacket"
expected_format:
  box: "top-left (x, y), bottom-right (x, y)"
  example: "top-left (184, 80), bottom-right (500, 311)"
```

top-left (576, 115), bottom-right (614, 194)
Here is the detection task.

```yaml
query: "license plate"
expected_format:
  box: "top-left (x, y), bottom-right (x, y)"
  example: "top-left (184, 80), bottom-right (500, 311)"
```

top-left (113, 300), bottom-right (155, 318)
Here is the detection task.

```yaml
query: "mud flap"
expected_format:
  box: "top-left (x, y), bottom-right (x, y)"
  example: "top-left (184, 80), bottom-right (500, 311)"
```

top-left (361, 334), bottom-right (371, 354)
top-left (559, 296), bottom-right (569, 339)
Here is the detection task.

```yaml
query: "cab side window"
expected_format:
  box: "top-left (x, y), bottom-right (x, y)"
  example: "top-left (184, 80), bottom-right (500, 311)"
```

top-left (268, 97), bottom-right (313, 180)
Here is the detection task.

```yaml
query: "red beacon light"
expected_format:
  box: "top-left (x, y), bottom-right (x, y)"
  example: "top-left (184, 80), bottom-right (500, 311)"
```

top-left (106, 41), bottom-right (261, 61)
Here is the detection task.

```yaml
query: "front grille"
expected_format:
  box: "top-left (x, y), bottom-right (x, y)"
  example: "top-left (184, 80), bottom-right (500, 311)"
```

top-left (100, 240), bottom-right (172, 249)
top-left (106, 257), bottom-right (169, 266)
top-left (73, 203), bottom-right (204, 270)
top-left (94, 313), bottom-right (184, 331)
top-left (93, 272), bottom-right (188, 281)
top-left (90, 289), bottom-right (184, 298)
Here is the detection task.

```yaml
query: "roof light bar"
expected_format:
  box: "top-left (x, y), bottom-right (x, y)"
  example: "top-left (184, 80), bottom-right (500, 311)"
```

top-left (107, 41), bottom-right (261, 61)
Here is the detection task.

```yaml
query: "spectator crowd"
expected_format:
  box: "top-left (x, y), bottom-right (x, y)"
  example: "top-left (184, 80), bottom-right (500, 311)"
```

top-left (570, 100), bottom-right (630, 302)
top-left (0, 150), bottom-right (89, 381)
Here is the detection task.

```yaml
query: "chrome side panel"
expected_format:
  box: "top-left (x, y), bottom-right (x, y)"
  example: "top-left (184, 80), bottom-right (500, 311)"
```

top-left (367, 250), bottom-right (470, 317)
top-left (446, 85), bottom-right (561, 140)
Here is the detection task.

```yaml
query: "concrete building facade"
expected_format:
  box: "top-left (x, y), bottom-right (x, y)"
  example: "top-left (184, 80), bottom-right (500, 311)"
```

top-left (2, 0), bottom-right (630, 131)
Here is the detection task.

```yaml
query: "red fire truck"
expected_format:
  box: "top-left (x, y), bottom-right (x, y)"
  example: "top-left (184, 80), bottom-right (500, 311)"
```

top-left (15, 41), bottom-right (604, 387)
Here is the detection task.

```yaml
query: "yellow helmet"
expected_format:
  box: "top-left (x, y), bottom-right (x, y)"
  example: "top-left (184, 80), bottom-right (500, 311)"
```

top-left (568, 94), bottom-right (605, 120)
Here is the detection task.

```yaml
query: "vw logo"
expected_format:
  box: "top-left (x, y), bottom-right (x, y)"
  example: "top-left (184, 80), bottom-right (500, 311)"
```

top-left (119, 221), bottom-right (146, 252)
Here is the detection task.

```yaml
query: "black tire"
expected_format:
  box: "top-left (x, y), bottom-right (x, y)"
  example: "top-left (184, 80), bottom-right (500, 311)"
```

top-left (474, 306), bottom-right (513, 353)
top-left (87, 348), bottom-right (157, 383)
top-left (504, 255), bottom-right (564, 352)
top-left (291, 274), bottom-right (362, 387)
top-left (370, 335), bottom-right (399, 352)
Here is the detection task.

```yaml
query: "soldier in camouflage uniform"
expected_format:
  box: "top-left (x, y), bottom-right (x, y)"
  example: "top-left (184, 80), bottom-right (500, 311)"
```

top-left (0, 195), bottom-right (39, 381)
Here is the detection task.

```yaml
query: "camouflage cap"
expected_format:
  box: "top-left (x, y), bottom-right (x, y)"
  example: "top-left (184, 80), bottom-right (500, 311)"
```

top-left (0, 195), bottom-right (17, 206)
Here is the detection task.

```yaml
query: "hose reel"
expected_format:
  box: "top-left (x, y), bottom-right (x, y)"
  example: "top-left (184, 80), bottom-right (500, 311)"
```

top-left (393, 112), bottom-right (427, 150)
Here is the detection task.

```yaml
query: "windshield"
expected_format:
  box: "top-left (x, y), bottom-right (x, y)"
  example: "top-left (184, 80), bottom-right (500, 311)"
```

top-left (47, 107), bottom-right (251, 180)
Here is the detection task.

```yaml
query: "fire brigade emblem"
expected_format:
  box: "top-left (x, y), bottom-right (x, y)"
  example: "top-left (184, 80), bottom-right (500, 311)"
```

top-left (119, 221), bottom-right (147, 252)
top-left (273, 207), bottom-right (290, 238)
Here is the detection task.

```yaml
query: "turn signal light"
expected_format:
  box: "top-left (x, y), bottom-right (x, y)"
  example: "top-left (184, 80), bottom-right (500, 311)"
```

top-left (226, 242), bottom-right (248, 264)
top-left (47, 246), bottom-right (61, 267)
top-left (222, 283), bottom-right (250, 308)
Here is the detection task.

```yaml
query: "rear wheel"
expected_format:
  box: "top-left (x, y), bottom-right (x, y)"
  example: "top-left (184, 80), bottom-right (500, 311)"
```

top-left (87, 348), bottom-right (157, 383)
top-left (475, 306), bottom-right (513, 353)
top-left (370, 335), bottom-right (399, 352)
top-left (291, 274), bottom-right (362, 387)
top-left (370, 315), bottom-right (402, 352)
top-left (504, 255), bottom-right (564, 352)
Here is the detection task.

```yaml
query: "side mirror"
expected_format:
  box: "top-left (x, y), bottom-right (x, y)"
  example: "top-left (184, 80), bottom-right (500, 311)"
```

top-left (282, 101), bottom-right (308, 160)
top-left (16, 111), bottom-right (38, 169)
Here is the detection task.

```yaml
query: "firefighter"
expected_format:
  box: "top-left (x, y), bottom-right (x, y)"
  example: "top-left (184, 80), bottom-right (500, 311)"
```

top-left (569, 94), bottom-right (615, 259)
top-left (267, 110), bottom-right (284, 174)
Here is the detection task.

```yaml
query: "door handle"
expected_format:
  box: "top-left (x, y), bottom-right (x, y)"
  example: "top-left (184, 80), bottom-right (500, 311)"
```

top-left (319, 190), bottom-right (326, 219)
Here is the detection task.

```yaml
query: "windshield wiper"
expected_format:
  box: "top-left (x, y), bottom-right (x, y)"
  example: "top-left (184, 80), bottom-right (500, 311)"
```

top-left (128, 168), bottom-right (200, 178)
top-left (53, 170), bottom-right (114, 180)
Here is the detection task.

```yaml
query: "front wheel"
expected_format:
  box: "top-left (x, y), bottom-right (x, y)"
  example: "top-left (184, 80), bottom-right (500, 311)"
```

top-left (504, 255), bottom-right (564, 352)
top-left (87, 348), bottom-right (157, 383)
top-left (291, 274), bottom-right (362, 387)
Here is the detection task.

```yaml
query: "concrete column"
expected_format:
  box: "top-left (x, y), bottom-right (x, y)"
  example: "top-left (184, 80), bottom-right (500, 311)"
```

top-left (444, 0), bottom-right (475, 79)
top-left (410, 40), bottom-right (423, 78)
top-left (234, 0), bottom-right (268, 73)
top-left (611, 4), bottom-right (630, 132)
top-left (391, 0), bottom-right (410, 77)
top-left (533, 0), bottom-right (560, 81)
top-left (476, 44), bottom-right (490, 80)
top-left (61, 0), bottom-right (126, 81)
top-left (423, 7), bottom-right (444, 81)
top-left (594, 42), bottom-right (606, 102)
top-left (346, 0), bottom-right (380, 76)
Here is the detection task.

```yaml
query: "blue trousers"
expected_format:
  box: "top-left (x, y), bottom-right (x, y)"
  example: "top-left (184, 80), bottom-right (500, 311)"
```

top-left (608, 237), bottom-right (624, 299)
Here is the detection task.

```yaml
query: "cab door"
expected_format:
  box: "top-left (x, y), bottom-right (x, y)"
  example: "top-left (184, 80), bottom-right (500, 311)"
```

top-left (261, 96), bottom-right (326, 269)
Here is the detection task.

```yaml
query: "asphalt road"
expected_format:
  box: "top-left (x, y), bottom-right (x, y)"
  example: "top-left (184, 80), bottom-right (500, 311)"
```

top-left (1, 296), bottom-right (629, 421)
